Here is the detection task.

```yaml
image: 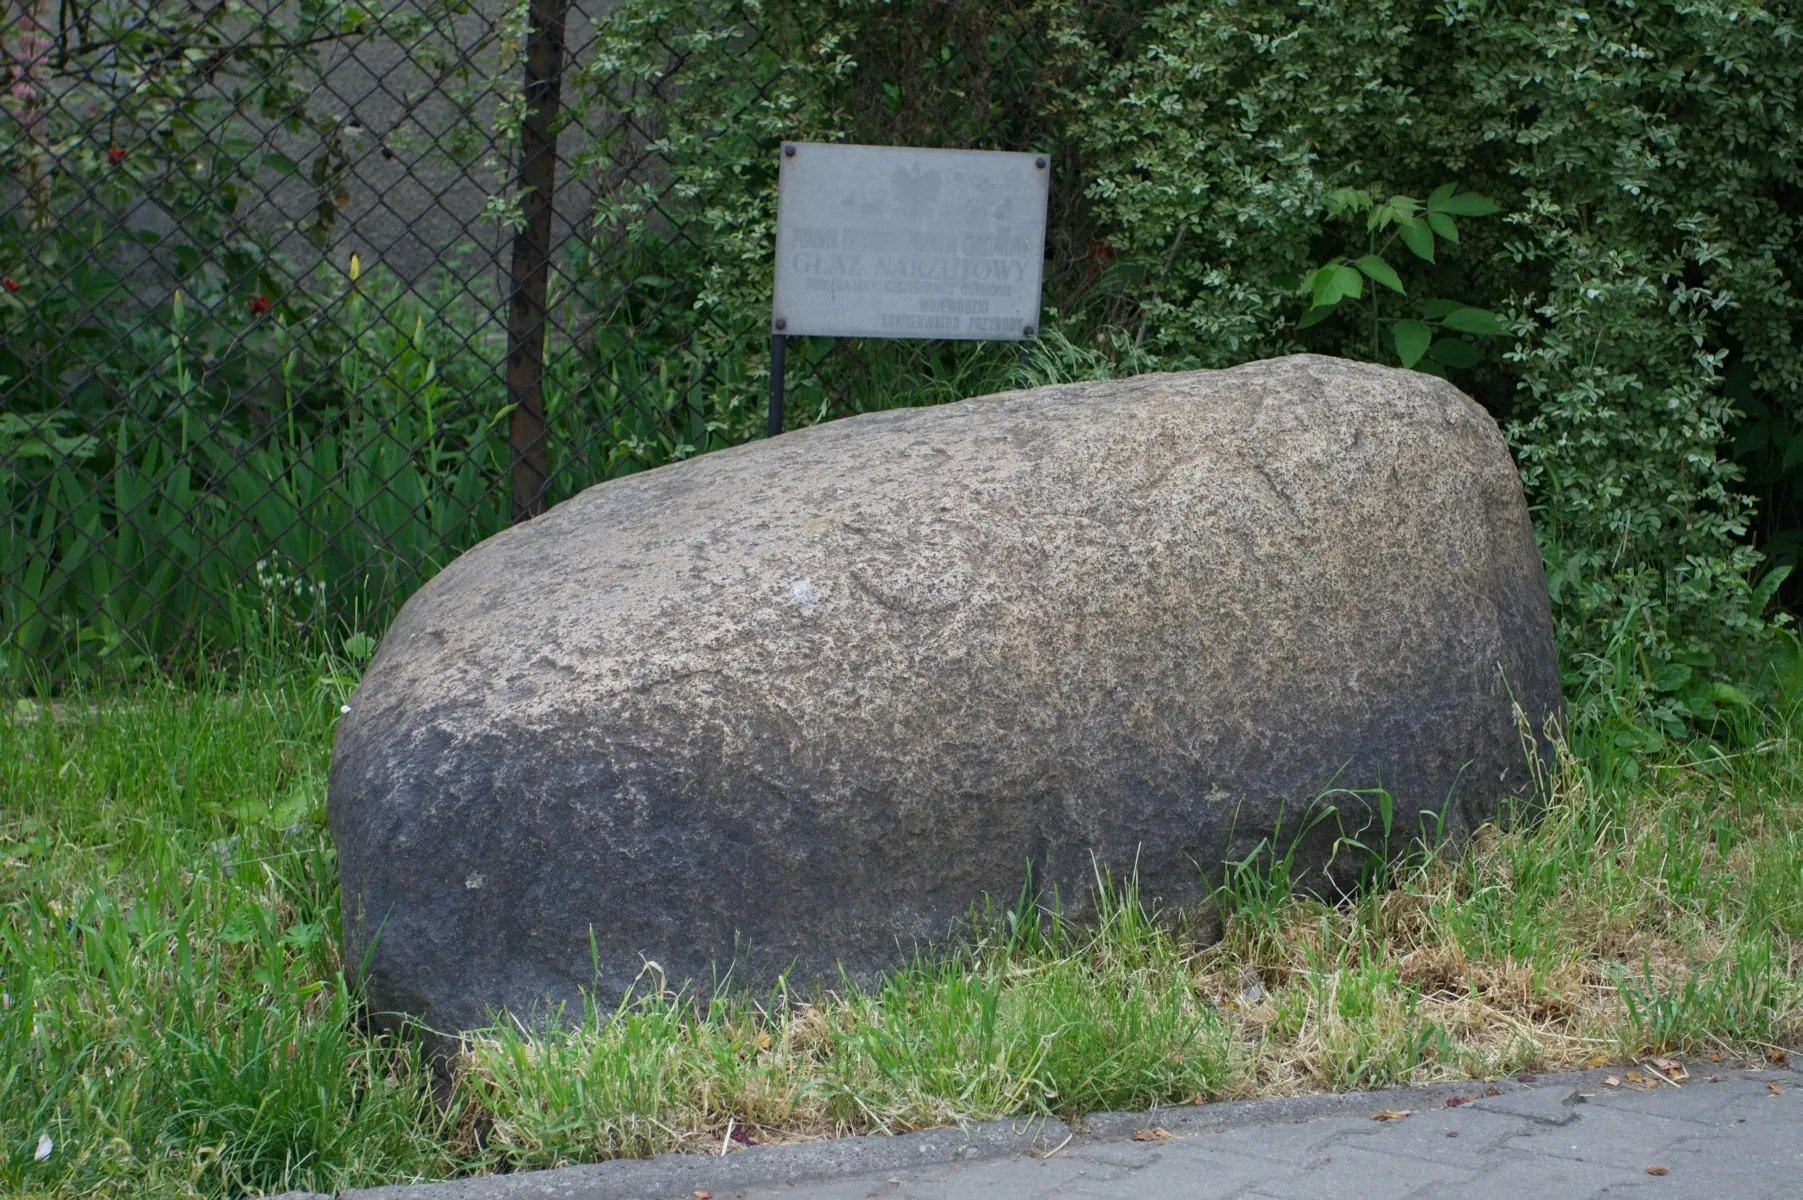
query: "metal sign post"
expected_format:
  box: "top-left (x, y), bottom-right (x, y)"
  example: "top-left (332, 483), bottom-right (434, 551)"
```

top-left (768, 141), bottom-right (1051, 435)
top-left (768, 330), bottom-right (787, 438)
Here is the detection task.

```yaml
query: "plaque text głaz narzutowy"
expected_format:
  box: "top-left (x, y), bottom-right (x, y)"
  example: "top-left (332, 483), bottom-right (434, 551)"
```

top-left (772, 143), bottom-right (1050, 341)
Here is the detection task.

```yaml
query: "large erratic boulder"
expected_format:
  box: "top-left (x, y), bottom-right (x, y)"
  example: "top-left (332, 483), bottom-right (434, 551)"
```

top-left (329, 355), bottom-right (1561, 1033)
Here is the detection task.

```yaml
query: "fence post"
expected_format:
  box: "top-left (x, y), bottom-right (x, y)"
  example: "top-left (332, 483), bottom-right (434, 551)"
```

top-left (506, 0), bottom-right (572, 524)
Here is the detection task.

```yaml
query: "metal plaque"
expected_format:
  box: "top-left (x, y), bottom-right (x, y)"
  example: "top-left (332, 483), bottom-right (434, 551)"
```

top-left (772, 142), bottom-right (1050, 341)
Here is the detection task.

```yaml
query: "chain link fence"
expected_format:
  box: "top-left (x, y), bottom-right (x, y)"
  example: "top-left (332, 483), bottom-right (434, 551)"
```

top-left (3, 0), bottom-right (1086, 683)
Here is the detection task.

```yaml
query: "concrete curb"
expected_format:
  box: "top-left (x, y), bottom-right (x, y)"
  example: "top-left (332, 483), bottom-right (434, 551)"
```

top-left (1075, 1066), bottom-right (1600, 1141)
top-left (337, 1114), bottom-right (1071, 1200)
top-left (274, 1061), bottom-right (1794, 1200)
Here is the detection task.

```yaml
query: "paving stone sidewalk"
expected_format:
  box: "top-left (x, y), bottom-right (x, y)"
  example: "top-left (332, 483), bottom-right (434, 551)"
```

top-left (742, 1067), bottom-right (1802, 1200)
top-left (333, 1064), bottom-right (1802, 1200)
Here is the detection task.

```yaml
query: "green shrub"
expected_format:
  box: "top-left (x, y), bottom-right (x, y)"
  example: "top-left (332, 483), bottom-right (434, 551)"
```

top-left (584, 0), bottom-right (1802, 716)
top-left (8, 0), bottom-right (1801, 711)
top-left (1064, 0), bottom-right (1802, 712)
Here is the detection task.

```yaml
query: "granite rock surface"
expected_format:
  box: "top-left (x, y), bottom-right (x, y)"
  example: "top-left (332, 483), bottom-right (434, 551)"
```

top-left (328, 354), bottom-right (1561, 1032)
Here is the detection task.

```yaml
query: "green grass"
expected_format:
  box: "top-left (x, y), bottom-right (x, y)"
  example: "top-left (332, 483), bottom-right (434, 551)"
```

top-left (3, 241), bottom-right (1143, 689)
top-left (3, 664), bottom-right (1801, 1197)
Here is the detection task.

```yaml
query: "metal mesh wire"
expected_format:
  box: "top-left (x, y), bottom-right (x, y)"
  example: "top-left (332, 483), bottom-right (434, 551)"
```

top-left (1, 0), bottom-right (1072, 681)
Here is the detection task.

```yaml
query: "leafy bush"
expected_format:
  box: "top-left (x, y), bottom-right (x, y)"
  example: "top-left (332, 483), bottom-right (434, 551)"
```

top-left (1063, 0), bottom-right (1802, 714)
top-left (584, 0), bottom-right (1802, 718)
top-left (0, 0), bottom-right (519, 679)
top-left (8, 0), bottom-right (1801, 712)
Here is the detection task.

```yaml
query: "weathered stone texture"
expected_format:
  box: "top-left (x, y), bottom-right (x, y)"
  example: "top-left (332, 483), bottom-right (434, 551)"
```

top-left (329, 355), bottom-right (1561, 1032)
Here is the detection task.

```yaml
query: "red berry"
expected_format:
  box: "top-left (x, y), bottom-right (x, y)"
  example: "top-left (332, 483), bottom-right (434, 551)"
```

top-left (108, 146), bottom-right (125, 165)
top-left (2, 278), bottom-right (17, 292)
top-left (248, 294), bottom-right (272, 315)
